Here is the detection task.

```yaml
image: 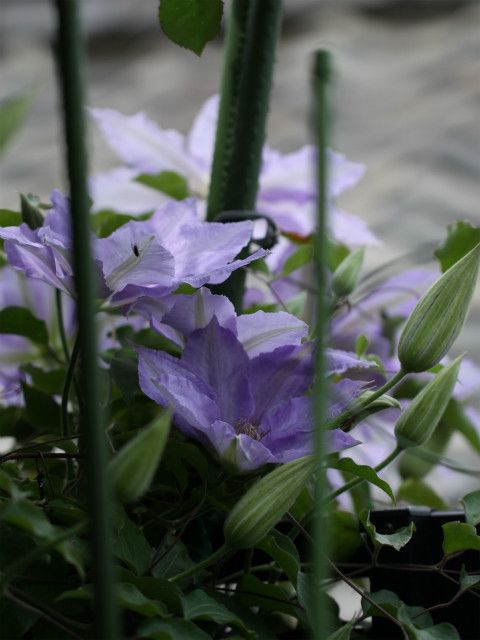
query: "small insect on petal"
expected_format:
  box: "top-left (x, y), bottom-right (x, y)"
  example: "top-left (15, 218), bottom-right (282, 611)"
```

top-left (398, 243), bottom-right (480, 373)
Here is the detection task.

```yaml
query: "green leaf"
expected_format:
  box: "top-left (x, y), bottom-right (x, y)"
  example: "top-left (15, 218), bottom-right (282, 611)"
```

top-left (152, 534), bottom-right (195, 579)
top-left (361, 589), bottom-right (402, 619)
top-left (398, 606), bottom-right (460, 639)
top-left (462, 490), bottom-right (480, 526)
top-left (57, 537), bottom-right (88, 580)
top-left (109, 348), bottom-right (139, 405)
top-left (136, 171), bottom-right (189, 200)
top-left (0, 306), bottom-right (48, 344)
top-left (282, 244), bottom-right (313, 276)
top-left (459, 565), bottom-right (480, 591)
top-left (116, 568), bottom-right (182, 613)
top-left (21, 365), bottom-right (66, 396)
top-left (139, 618), bottom-right (211, 640)
top-left (257, 529), bottom-right (300, 585)
top-left (397, 479), bottom-right (447, 510)
top-left (91, 210), bottom-right (141, 237)
top-left (116, 582), bottom-right (168, 618)
top-left (355, 334), bottom-right (369, 357)
top-left (22, 384), bottom-right (61, 430)
top-left (326, 618), bottom-right (356, 640)
top-left (361, 511), bottom-right (415, 551)
top-left (0, 499), bottom-right (55, 538)
top-left (112, 508), bottom-right (153, 575)
top-left (442, 521), bottom-right (480, 555)
top-left (329, 458), bottom-right (395, 503)
top-left (181, 589), bottom-right (251, 634)
top-left (237, 574), bottom-right (296, 618)
top-left (435, 220), bottom-right (480, 272)
top-left (159, 0), bottom-right (224, 56)
top-left (0, 209), bottom-right (22, 226)
top-left (0, 91), bottom-right (33, 154)
top-left (329, 511), bottom-right (363, 562)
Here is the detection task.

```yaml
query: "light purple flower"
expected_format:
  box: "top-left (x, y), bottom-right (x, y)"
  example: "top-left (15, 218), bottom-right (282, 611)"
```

top-left (90, 96), bottom-right (378, 248)
top-left (96, 199), bottom-right (267, 306)
top-left (137, 316), bottom-right (365, 472)
top-left (0, 192), bottom-right (266, 309)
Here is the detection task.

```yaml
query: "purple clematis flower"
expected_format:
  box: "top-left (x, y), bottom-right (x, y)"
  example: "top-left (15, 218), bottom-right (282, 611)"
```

top-left (0, 192), bottom-right (266, 309)
top-left (90, 96), bottom-right (378, 248)
top-left (137, 316), bottom-right (368, 473)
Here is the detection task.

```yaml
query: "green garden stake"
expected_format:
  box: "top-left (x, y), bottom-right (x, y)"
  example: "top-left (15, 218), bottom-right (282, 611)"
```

top-left (207, 0), bottom-right (283, 311)
top-left (312, 49), bottom-right (332, 640)
top-left (54, 1), bottom-right (120, 637)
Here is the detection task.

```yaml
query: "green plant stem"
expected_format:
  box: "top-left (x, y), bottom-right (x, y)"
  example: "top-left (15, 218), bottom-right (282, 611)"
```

top-left (207, 0), bottom-right (283, 310)
top-left (61, 335), bottom-right (79, 437)
top-left (1, 521), bottom-right (87, 590)
top-left (169, 544), bottom-right (229, 584)
top-left (55, 288), bottom-right (70, 362)
top-left (326, 445), bottom-right (403, 504)
top-left (54, 2), bottom-right (119, 638)
top-left (328, 369), bottom-right (405, 432)
top-left (312, 49), bottom-right (331, 640)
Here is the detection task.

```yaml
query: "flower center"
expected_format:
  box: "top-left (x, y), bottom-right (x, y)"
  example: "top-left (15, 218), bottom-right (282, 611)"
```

top-left (234, 419), bottom-right (268, 442)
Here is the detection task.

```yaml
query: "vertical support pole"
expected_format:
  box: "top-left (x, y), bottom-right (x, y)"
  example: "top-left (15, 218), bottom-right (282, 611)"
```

top-left (207, 0), bottom-right (283, 311)
top-left (54, 2), bottom-right (119, 637)
top-left (312, 49), bottom-right (332, 640)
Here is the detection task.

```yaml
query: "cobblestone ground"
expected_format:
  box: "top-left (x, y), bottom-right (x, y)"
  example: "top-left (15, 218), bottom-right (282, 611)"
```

top-left (1, 0), bottom-right (479, 357)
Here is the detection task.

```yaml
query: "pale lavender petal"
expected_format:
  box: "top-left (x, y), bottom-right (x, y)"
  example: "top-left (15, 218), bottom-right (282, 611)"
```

top-left (249, 343), bottom-right (314, 421)
top-left (89, 167), bottom-right (168, 215)
top-left (89, 107), bottom-right (206, 191)
top-left (208, 420), bottom-right (276, 473)
top-left (186, 95), bottom-right (218, 170)
top-left (243, 287), bottom-right (266, 308)
top-left (327, 429), bottom-right (361, 453)
top-left (329, 149), bottom-right (365, 198)
top-left (137, 346), bottom-right (220, 432)
top-left (326, 348), bottom-right (375, 376)
top-left (95, 222), bottom-right (176, 299)
top-left (181, 318), bottom-right (253, 425)
top-left (330, 208), bottom-right (380, 247)
top-left (236, 310), bottom-right (308, 358)
top-left (454, 358), bottom-right (480, 402)
top-left (259, 145), bottom-right (315, 204)
top-left (182, 248), bottom-right (268, 288)
top-left (148, 199), bottom-right (199, 245)
top-left (149, 288), bottom-right (236, 347)
top-left (172, 220), bottom-right (253, 280)
top-left (257, 198), bottom-right (314, 237)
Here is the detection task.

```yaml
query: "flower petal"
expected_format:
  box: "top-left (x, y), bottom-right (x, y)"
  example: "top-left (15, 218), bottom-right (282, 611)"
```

top-left (236, 310), bottom-right (308, 358)
top-left (137, 345), bottom-right (219, 434)
top-left (181, 318), bottom-right (253, 425)
top-left (89, 167), bottom-right (169, 215)
top-left (249, 343), bottom-right (314, 421)
top-left (326, 348), bottom-right (375, 376)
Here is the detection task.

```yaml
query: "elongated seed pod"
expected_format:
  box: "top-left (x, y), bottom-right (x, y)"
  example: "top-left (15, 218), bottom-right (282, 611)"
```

top-left (331, 248), bottom-right (364, 299)
top-left (398, 244), bottom-right (480, 373)
top-left (110, 410), bottom-right (171, 503)
top-left (224, 455), bottom-right (316, 549)
top-left (395, 356), bottom-right (462, 450)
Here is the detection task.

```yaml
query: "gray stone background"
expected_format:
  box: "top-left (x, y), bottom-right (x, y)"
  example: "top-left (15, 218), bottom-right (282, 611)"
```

top-left (1, 0), bottom-right (479, 357)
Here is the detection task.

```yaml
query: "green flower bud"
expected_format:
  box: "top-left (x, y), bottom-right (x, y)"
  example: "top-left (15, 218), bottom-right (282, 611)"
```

top-left (331, 248), bottom-right (364, 298)
top-left (224, 455), bottom-right (316, 549)
top-left (20, 193), bottom-right (44, 229)
top-left (395, 356), bottom-right (462, 450)
top-left (398, 244), bottom-right (480, 372)
top-left (109, 410), bottom-right (171, 503)
top-left (348, 392), bottom-right (400, 429)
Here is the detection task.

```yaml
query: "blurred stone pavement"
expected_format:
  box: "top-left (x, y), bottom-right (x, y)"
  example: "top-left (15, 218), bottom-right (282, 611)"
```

top-left (1, 0), bottom-right (479, 358)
